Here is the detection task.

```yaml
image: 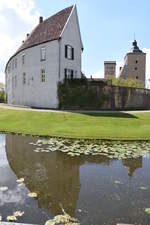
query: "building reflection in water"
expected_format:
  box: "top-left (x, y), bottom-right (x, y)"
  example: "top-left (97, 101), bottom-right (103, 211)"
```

top-left (122, 157), bottom-right (143, 177)
top-left (5, 134), bottom-right (143, 217)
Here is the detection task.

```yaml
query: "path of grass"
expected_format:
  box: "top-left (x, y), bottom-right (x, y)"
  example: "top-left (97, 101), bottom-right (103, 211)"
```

top-left (0, 108), bottom-right (150, 140)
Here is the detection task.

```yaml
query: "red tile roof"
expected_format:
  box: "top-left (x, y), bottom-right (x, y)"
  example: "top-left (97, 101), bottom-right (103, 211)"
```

top-left (17, 5), bottom-right (74, 53)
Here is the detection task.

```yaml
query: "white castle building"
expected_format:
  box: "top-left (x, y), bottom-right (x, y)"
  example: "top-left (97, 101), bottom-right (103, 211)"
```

top-left (5, 5), bottom-right (83, 108)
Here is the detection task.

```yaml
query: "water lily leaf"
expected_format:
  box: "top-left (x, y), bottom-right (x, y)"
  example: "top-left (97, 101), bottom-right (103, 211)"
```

top-left (145, 208), bottom-right (150, 214)
top-left (78, 209), bottom-right (82, 212)
top-left (114, 180), bottom-right (122, 185)
top-left (0, 186), bottom-right (8, 192)
top-left (45, 220), bottom-right (55, 225)
top-left (140, 187), bottom-right (148, 190)
top-left (7, 215), bottom-right (17, 222)
top-left (45, 213), bottom-right (80, 225)
top-left (18, 183), bottom-right (24, 187)
top-left (13, 211), bottom-right (24, 217)
top-left (16, 178), bottom-right (24, 183)
top-left (28, 192), bottom-right (38, 198)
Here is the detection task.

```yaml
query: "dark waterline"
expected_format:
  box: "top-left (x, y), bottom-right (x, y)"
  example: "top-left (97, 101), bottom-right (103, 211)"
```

top-left (0, 134), bottom-right (150, 224)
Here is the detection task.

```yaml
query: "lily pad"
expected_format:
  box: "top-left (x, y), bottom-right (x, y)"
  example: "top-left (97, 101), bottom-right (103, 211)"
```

top-left (140, 187), bottom-right (147, 191)
top-left (45, 212), bottom-right (80, 225)
top-left (13, 211), bottom-right (24, 217)
top-left (0, 186), bottom-right (8, 192)
top-left (28, 192), bottom-right (38, 198)
top-left (145, 208), bottom-right (150, 214)
top-left (16, 178), bottom-right (24, 183)
top-left (7, 215), bottom-right (17, 222)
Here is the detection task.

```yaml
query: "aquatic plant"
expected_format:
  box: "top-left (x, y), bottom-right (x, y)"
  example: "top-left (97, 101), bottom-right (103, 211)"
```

top-left (30, 138), bottom-right (150, 160)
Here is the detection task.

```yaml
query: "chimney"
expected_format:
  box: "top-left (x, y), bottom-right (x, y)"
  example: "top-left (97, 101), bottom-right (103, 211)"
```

top-left (39, 16), bottom-right (43, 24)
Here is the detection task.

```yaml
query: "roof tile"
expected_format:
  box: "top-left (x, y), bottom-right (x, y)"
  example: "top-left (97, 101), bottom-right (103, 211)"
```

top-left (17, 5), bottom-right (74, 53)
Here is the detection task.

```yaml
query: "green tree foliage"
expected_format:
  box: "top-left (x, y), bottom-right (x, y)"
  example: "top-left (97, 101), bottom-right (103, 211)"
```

top-left (0, 91), bottom-right (6, 103)
top-left (106, 77), bottom-right (145, 89)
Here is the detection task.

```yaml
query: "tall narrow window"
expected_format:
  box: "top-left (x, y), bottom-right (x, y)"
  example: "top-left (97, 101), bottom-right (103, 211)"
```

top-left (15, 76), bottom-right (17, 87)
top-left (64, 69), bottom-right (74, 79)
top-left (41, 47), bottom-right (46, 61)
top-left (65, 45), bottom-right (74, 60)
top-left (12, 59), bottom-right (14, 70)
top-left (15, 58), bottom-right (17, 68)
top-left (23, 73), bottom-right (26, 85)
top-left (22, 55), bottom-right (25, 65)
top-left (41, 69), bottom-right (46, 82)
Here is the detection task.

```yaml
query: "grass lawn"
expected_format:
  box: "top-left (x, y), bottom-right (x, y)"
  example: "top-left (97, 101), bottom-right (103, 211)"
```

top-left (0, 108), bottom-right (150, 140)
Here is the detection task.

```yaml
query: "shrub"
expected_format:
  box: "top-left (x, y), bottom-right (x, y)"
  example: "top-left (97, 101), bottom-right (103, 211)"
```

top-left (0, 91), bottom-right (6, 103)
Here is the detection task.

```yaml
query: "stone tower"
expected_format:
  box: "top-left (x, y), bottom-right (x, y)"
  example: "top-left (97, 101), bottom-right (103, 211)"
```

top-left (104, 61), bottom-right (116, 78)
top-left (120, 40), bottom-right (146, 86)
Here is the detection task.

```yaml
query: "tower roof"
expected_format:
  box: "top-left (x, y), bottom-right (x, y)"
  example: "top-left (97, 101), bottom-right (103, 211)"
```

top-left (130, 40), bottom-right (143, 53)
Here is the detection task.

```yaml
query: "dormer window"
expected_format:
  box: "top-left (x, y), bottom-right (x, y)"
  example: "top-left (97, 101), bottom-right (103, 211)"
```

top-left (41, 47), bottom-right (46, 61)
top-left (65, 45), bottom-right (74, 60)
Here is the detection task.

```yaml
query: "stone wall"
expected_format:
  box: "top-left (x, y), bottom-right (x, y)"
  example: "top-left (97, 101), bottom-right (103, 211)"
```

top-left (58, 80), bottom-right (150, 110)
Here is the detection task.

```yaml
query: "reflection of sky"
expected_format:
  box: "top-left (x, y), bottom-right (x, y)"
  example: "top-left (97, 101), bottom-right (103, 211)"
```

top-left (0, 185), bottom-right (27, 207)
top-left (0, 135), bottom-right (8, 167)
top-left (0, 134), bottom-right (49, 224)
top-left (0, 134), bottom-right (27, 207)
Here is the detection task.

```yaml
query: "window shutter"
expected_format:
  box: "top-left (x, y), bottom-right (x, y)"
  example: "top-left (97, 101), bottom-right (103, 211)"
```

top-left (72, 48), bottom-right (74, 60)
top-left (65, 45), bottom-right (67, 58)
top-left (71, 70), bottom-right (74, 79)
top-left (64, 69), bottom-right (67, 79)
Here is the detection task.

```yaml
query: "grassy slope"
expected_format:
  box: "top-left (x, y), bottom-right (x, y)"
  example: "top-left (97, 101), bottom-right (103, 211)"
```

top-left (0, 108), bottom-right (150, 140)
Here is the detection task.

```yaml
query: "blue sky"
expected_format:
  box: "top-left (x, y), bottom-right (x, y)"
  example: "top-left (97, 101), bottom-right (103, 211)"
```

top-left (35, 0), bottom-right (150, 76)
top-left (0, 0), bottom-right (150, 84)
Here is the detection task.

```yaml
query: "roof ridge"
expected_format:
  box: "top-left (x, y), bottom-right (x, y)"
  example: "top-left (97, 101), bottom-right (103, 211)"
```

top-left (44, 5), bottom-right (74, 24)
top-left (5, 5), bottom-right (75, 71)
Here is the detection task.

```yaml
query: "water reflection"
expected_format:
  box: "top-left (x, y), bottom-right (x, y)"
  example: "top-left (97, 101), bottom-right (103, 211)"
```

top-left (3, 134), bottom-right (150, 225)
top-left (5, 134), bottom-right (143, 215)
top-left (122, 157), bottom-right (143, 176)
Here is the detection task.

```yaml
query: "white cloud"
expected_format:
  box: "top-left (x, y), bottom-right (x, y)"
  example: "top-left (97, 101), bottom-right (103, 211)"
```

top-left (89, 69), bottom-right (104, 79)
top-left (0, 0), bottom-right (40, 84)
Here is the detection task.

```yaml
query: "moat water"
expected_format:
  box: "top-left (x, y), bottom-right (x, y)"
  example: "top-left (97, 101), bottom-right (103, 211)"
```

top-left (0, 134), bottom-right (150, 225)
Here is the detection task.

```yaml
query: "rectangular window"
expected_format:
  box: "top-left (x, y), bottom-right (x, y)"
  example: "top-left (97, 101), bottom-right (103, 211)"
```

top-left (12, 59), bottom-right (14, 70)
top-left (23, 72), bottom-right (26, 85)
top-left (41, 47), bottom-right (46, 61)
top-left (15, 58), bottom-right (17, 68)
top-left (8, 64), bottom-right (10, 73)
top-left (15, 76), bottom-right (17, 87)
top-left (41, 69), bottom-right (46, 82)
top-left (64, 69), bottom-right (74, 79)
top-left (65, 45), bottom-right (74, 60)
top-left (22, 55), bottom-right (25, 65)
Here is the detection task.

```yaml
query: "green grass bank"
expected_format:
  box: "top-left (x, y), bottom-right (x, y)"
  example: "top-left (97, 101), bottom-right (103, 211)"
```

top-left (0, 108), bottom-right (150, 140)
